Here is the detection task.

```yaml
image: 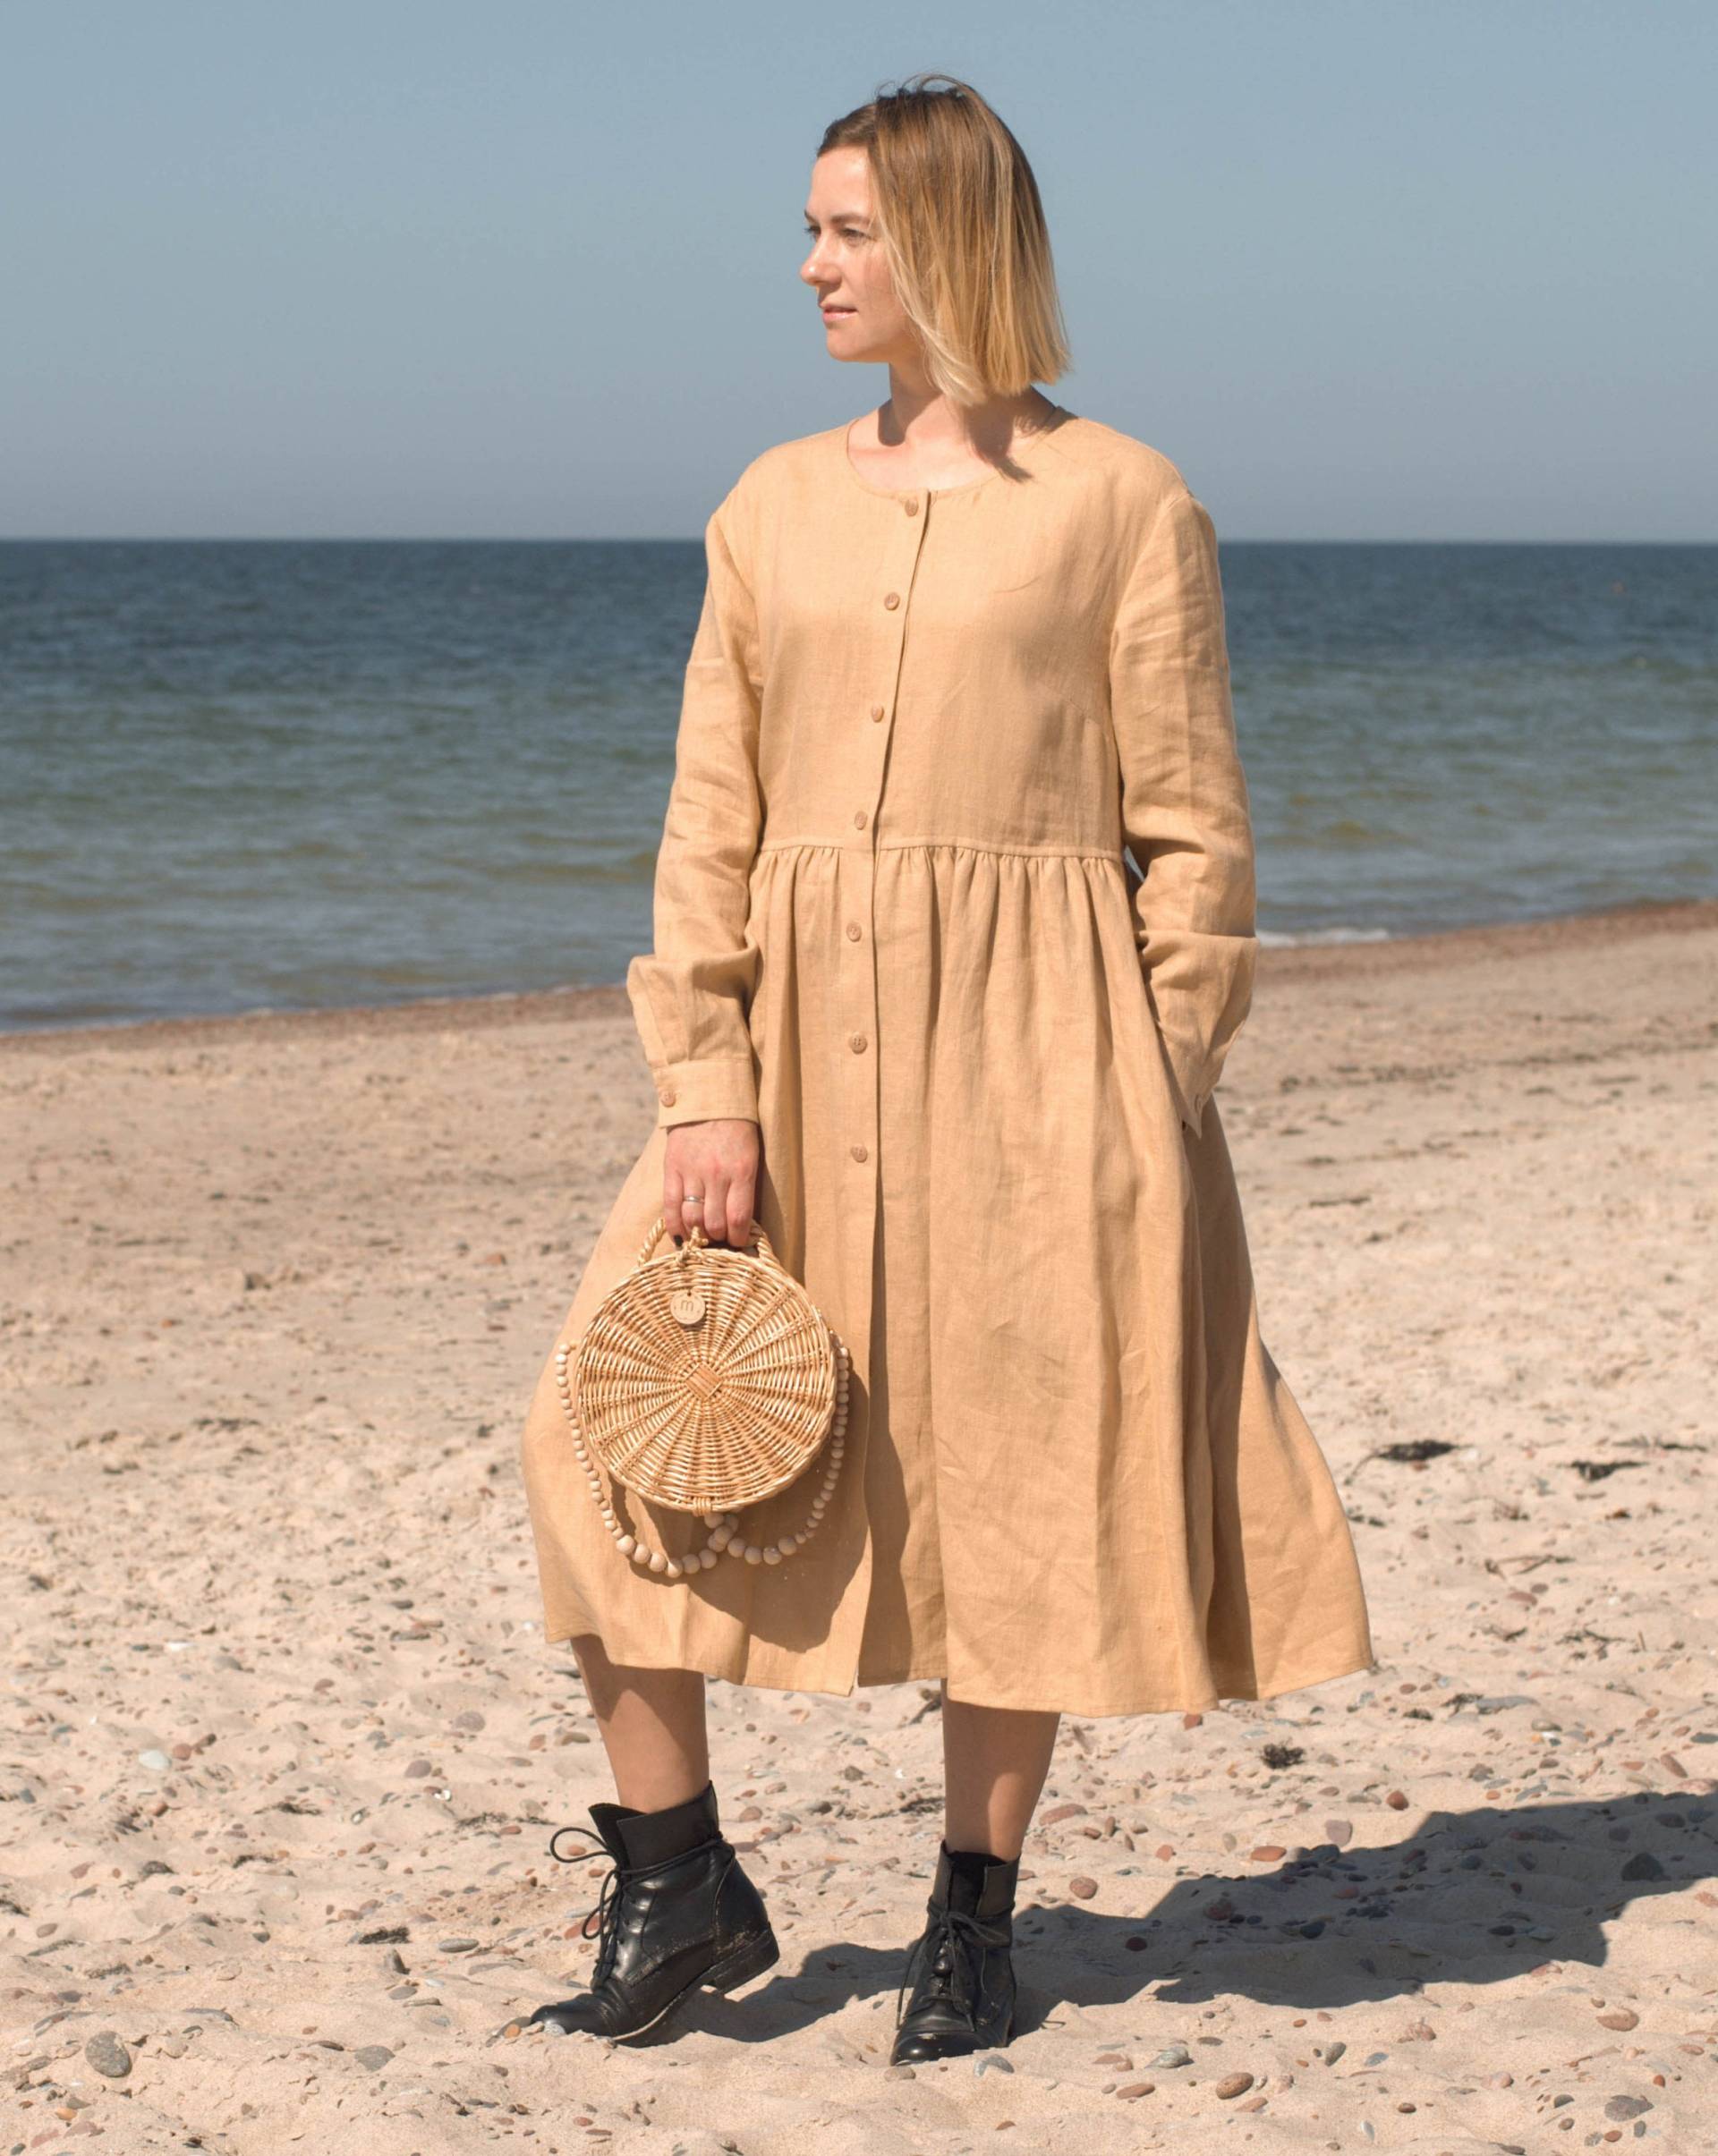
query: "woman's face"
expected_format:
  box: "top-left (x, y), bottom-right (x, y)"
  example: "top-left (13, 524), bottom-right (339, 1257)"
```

top-left (799, 147), bottom-right (914, 367)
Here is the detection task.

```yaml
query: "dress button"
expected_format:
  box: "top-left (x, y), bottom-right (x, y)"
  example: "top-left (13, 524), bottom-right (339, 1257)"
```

top-left (870, 704), bottom-right (885, 721)
top-left (854, 809), bottom-right (867, 828)
top-left (883, 591), bottom-right (900, 609)
top-left (849, 1033), bottom-right (868, 1053)
top-left (904, 497), bottom-right (920, 516)
top-left (846, 921), bottom-right (862, 940)
top-left (659, 1088), bottom-right (677, 1106)
top-left (850, 1143), bottom-right (869, 1161)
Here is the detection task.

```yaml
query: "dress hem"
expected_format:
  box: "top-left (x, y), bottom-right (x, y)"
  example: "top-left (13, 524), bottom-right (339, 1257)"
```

top-left (543, 1623), bottom-right (1378, 1720)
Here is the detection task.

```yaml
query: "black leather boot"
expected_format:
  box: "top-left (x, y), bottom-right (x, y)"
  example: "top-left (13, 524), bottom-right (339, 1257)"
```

top-left (890, 1840), bottom-right (1020, 2063)
top-left (523, 1779), bottom-right (778, 2042)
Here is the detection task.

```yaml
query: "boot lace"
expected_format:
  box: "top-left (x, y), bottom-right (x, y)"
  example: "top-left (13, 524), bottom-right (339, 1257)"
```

top-left (895, 1901), bottom-right (1008, 2033)
top-left (548, 1823), bottom-right (625, 1986)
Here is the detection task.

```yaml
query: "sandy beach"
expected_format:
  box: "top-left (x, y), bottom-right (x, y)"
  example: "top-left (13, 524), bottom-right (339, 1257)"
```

top-left (4, 896), bottom-right (1716, 2153)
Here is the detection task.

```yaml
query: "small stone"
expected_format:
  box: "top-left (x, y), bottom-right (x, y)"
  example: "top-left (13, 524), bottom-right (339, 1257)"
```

top-left (1041, 1803), bottom-right (1088, 1826)
top-left (353, 2045), bottom-right (394, 2072)
top-left (1149, 2042), bottom-right (1193, 2069)
top-left (1603, 2095), bottom-right (1652, 2120)
top-left (1488, 2069), bottom-right (1514, 2087)
top-left (1324, 1817), bottom-right (1354, 1847)
top-left (1620, 1851), bottom-right (1664, 1881)
top-left (1596, 2007), bottom-right (1640, 2031)
top-left (885, 2064), bottom-right (915, 2079)
top-left (1068, 1876), bottom-right (1098, 1899)
top-left (454, 1710), bottom-right (486, 1732)
top-left (1249, 1845), bottom-right (1286, 1862)
top-left (1323, 2041), bottom-right (1347, 2065)
top-left (137, 1749), bottom-right (171, 1772)
top-left (1116, 2081), bottom-right (1155, 2099)
top-left (1401, 2018), bottom-right (1437, 2041)
top-left (438, 1938), bottom-right (480, 1954)
top-left (1214, 2070), bottom-right (1254, 2099)
top-left (404, 1759), bottom-right (434, 1778)
top-left (84, 2032), bottom-right (132, 2079)
top-left (1385, 1789), bottom-right (1409, 1810)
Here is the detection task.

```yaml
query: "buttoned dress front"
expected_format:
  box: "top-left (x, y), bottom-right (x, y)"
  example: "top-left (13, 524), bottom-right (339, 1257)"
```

top-left (519, 405), bottom-right (1376, 1717)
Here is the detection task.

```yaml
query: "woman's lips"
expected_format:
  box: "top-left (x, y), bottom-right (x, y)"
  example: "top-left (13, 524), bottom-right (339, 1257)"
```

top-left (822, 306), bottom-right (855, 318)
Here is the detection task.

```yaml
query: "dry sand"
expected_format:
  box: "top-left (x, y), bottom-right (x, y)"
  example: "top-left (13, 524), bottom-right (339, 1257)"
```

top-left (4, 898), bottom-right (1716, 2152)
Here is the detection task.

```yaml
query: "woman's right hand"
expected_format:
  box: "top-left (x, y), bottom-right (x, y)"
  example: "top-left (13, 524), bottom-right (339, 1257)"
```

top-left (664, 1118), bottom-right (761, 1247)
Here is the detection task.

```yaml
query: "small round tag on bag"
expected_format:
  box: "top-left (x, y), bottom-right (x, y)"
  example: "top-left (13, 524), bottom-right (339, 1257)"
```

top-left (671, 1288), bottom-right (706, 1326)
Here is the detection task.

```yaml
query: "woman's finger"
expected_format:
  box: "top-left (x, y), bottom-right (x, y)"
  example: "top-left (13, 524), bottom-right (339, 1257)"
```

top-left (697, 1165), bottom-right (731, 1244)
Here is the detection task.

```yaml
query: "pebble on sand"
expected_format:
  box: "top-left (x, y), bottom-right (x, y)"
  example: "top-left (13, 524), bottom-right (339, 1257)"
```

top-left (1068, 1876), bottom-right (1098, 1899)
top-left (84, 2032), bottom-right (132, 2079)
top-left (1214, 2071), bottom-right (1255, 2099)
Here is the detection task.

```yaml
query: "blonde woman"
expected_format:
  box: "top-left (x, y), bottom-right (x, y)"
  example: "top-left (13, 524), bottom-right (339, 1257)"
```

top-left (517, 72), bottom-right (1374, 2058)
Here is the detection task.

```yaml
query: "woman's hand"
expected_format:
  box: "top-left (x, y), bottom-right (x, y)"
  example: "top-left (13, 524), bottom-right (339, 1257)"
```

top-left (664, 1118), bottom-right (760, 1248)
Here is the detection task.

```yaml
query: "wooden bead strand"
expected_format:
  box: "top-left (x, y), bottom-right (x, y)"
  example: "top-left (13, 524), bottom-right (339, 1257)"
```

top-left (554, 1332), bottom-right (849, 1581)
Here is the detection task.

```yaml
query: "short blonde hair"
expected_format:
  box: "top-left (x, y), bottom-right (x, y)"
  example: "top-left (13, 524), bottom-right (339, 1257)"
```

top-left (818, 72), bottom-right (1072, 404)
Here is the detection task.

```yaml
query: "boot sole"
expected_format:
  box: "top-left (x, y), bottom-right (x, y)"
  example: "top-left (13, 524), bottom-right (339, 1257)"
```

top-left (604, 1928), bottom-right (780, 2045)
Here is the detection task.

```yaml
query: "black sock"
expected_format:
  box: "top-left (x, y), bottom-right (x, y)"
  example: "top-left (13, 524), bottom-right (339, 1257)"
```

top-left (614, 1780), bottom-right (719, 1868)
top-left (946, 1843), bottom-right (1004, 1889)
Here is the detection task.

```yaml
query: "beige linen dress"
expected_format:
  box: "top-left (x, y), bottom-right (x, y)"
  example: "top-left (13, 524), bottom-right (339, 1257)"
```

top-left (520, 403), bottom-right (1375, 1717)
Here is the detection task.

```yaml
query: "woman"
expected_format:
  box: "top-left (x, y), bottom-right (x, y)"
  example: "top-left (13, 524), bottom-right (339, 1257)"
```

top-left (517, 72), bottom-right (1374, 2059)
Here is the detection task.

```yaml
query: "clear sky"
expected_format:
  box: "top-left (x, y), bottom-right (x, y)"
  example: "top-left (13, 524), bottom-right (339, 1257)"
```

top-left (3, 0), bottom-right (1712, 541)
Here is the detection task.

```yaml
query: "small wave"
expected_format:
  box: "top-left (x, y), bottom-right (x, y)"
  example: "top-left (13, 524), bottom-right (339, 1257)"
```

top-left (1258, 925), bottom-right (1394, 947)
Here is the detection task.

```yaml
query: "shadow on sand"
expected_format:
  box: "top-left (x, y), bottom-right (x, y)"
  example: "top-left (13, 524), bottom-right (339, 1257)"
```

top-left (625, 1788), bottom-right (1714, 2046)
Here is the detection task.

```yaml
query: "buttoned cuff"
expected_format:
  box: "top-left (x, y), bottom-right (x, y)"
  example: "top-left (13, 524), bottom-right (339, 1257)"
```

top-left (651, 1056), bottom-right (760, 1130)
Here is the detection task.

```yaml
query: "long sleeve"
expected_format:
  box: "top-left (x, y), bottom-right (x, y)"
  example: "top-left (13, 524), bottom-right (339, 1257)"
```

top-left (1108, 485), bottom-right (1257, 1142)
top-left (625, 488), bottom-right (765, 1130)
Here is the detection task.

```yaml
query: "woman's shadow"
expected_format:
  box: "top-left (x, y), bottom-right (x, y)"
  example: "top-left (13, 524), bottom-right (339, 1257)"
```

top-left (667, 1787), bottom-right (1714, 2043)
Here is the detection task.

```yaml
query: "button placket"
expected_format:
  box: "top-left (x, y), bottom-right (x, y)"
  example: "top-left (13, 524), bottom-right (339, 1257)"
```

top-left (823, 488), bottom-right (931, 1676)
top-left (840, 492), bottom-right (931, 1228)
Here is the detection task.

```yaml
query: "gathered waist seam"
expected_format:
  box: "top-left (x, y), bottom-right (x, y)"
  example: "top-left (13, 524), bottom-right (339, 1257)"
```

top-left (754, 836), bottom-right (1126, 865)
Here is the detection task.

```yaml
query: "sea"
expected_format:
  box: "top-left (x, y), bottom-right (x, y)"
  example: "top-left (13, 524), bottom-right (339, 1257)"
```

top-left (2, 538), bottom-right (1714, 1032)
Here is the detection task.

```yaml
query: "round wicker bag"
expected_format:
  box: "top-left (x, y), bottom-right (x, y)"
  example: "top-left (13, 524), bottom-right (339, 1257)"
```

top-left (553, 1216), bottom-right (850, 1583)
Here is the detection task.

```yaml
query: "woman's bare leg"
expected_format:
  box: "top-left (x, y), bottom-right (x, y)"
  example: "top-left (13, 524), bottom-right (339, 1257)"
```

top-left (940, 1685), bottom-right (1061, 1859)
top-left (570, 1634), bottom-right (710, 1812)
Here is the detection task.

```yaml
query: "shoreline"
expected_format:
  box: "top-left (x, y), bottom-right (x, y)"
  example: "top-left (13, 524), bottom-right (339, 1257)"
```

top-left (4, 892), bottom-right (1715, 1059)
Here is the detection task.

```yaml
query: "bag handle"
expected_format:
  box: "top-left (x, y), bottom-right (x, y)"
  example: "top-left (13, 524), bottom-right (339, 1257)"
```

top-left (634, 1215), bottom-right (784, 1275)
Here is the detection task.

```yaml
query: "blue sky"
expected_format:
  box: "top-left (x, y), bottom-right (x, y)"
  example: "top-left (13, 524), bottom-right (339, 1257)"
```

top-left (3, 1), bottom-right (1712, 540)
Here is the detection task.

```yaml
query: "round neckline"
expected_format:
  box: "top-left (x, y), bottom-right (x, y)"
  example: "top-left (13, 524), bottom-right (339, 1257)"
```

top-left (838, 404), bottom-right (1077, 502)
